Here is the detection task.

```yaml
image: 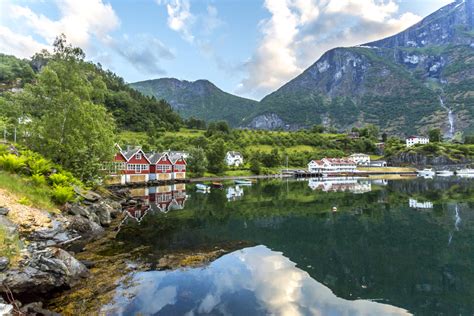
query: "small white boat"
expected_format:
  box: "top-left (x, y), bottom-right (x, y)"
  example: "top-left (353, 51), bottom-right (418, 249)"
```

top-left (417, 168), bottom-right (435, 177)
top-left (196, 184), bottom-right (210, 191)
top-left (235, 179), bottom-right (252, 185)
top-left (456, 168), bottom-right (474, 175)
top-left (436, 170), bottom-right (454, 177)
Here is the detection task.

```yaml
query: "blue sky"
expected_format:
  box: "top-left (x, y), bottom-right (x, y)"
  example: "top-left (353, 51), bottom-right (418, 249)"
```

top-left (0, 0), bottom-right (454, 100)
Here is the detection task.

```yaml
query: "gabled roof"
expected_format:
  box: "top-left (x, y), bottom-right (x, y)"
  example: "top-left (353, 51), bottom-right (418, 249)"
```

top-left (168, 152), bottom-right (187, 164)
top-left (122, 146), bottom-right (151, 163)
top-left (147, 152), bottom-right (165, 164)
top-left (227, 151), bottom-right (242, 157)
top-left (407, 135), bottom-right (427, 139)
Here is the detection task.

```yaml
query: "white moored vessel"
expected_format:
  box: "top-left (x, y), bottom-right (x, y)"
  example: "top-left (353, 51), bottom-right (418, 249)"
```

top-left (436, 170), bottom-right (454, 177)
top-left (457, 169), bottom-right (474, 178)
top-left (417, 168), bottom-right (435, 177)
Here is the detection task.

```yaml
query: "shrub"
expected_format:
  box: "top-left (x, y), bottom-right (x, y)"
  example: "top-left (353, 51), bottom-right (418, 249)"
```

top-left (18, 197), bottom-right (31, 205)
top-left (31, 173), bottom-right (47, 186)
top-left (26, 155), bottom-right (53, 175)
top-left (48, 173), bottom-right (71, 186)
top-left (0, 154), bottom-right (26, 173)
top-left (51, 185), bottom-right (75, 204)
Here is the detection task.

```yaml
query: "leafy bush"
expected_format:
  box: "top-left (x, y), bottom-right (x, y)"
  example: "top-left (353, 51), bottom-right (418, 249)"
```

top-left (31, 173), bottom-right (47, 186)
top-left (0, 154), bottom-right (26, 173)
top-left (51, 185), bottom-right (75, 204)
top-left (18, 197), bottom-right (31, 205)
top-left (24, 151), bottom-right (53, 175)
top-left (48, 173), bottom-right (71, 186)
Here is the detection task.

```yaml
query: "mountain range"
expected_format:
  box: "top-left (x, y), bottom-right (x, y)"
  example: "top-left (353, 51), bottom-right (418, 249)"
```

top-left (131, 0), bottom-right (474, 136)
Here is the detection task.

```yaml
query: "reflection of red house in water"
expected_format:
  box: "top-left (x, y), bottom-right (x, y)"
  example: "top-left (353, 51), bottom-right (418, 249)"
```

top-left (129, 184), bottom-right (188, 214)
top-left (150, 184), bottom-right (187, 213)
top-left (125, 205), bottom-right (149, 223)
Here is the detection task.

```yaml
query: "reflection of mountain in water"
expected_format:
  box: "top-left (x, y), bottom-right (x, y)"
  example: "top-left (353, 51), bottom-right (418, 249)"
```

top-left (308, 178), bottom-right (372, 194)
top-left (114, 179), bottom-right (474, 314)
top-left (103, 246), bottom-right (409, 316)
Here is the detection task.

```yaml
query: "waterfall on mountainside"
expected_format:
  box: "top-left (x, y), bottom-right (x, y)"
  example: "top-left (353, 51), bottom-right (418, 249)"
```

top-left (439, 96), bottom-right (455, 139)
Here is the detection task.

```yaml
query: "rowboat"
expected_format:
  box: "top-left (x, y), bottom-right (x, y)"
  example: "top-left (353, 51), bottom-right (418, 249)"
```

top-left (212, 182), bottom-right (224, 189)
top-left (234, 179), bottom-right (252, 185)
top-left (196, 184), bottom-right (210, 191)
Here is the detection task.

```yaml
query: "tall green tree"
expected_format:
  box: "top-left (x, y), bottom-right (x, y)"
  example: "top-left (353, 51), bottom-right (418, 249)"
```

top-left (206, 139), bottom-right (226, 174)
top-left (188, 147), bottom-right (207, 176)
top-left (18, 35), bottom-right (116, 180)
top-left (428, 128), bottom-right (442, 142)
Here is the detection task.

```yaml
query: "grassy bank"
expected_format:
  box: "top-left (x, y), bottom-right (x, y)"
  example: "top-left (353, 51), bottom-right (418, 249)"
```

top-left (0, 171), bottom-right (57, 211)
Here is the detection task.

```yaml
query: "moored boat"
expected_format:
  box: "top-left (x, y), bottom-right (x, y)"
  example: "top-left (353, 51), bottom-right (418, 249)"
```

top-left (235, 179), bottom-right (253, 185)
top-left (417, 168), bottom-right (435, 177)
top-left (436, 170), bottom-right (454, 177)
top-left (212, 182), bottom-right (224, 189)
top-left (196, 183), bottom-right (210, 191)
top-left (456, 168), bottom-right (474, 175)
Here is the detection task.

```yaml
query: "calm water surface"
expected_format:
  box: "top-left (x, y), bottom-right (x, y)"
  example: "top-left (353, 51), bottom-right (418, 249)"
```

top-left (104, 177), bottom-right (474, 315)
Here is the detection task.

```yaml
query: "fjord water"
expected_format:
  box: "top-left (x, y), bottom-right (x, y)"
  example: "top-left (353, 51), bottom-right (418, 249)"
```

top-left (106, 178), bottom-right (474, 315)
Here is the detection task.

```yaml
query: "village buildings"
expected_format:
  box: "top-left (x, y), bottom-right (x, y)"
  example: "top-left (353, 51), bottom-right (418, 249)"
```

top-left (308, 158), bottom-right (357, 174)
top-left (349, 153), bottom-right (371, 166)
top-left (406, 136), bottom-right (429, 147)
top-left (106, 145), bottom-right (187, 185)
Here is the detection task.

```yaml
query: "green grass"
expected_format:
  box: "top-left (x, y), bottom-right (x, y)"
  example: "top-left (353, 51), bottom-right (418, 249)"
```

top-left (0, 171), bottom-right (57, 211)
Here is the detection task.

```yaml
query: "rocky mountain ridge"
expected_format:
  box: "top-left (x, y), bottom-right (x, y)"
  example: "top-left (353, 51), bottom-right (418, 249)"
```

top-left (131, 0), bottom-right (474, 136)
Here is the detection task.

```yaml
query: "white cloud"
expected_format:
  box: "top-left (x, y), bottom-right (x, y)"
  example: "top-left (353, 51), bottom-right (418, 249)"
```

top-left (157, 0), bottom-right (195, 43)
top-left (203, 5), bottom-right (223, 34)
top-left (112, 34), bottom-right (175, 75)
top-left (0, 0), bottom-right (120, 57)
top-left (0, 25), bottom-right (49, 58)
top-left (238, 0), bottom-right (424, 99)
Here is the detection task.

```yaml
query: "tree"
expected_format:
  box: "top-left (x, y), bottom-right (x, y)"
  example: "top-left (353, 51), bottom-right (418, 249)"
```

top-left (188, 147), bottom-right (207, 176)
top-left (428, 128), bottom-right (442, 142)
top-left (360, 124), bottom-right (379, 140)
top-left (206, 139), bottom-right (226, 174)
top-left (311, 125), bottom-right (325, 133)
top-left (18, 35), bottom-right (116, 181)
top-left (205, 121), bottom-right (230, 137)
top-left (465, 135), bottom-right (474, 144)
top-left (249, 156), bottom-right (261, 175)
top-left (381, 132), bottom-right (388, 142)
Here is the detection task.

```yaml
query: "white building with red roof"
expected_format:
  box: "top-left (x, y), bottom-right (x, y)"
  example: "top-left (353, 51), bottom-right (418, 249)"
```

top-left (308, 158), bottom-right (357, 174)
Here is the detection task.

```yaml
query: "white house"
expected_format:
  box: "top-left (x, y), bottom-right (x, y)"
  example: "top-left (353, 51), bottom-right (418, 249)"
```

top-left (226, 151), bottom-right (244, 167)
top-left (406, 136), bottom-right (429, 147)
top-left (349, 153), bottom-right (371, 166)
top-left (308, 158), bottom-right (357, 174)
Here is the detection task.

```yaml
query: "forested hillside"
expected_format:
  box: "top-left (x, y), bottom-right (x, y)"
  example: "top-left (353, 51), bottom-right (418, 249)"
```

top-left (0, 35), bottom-right (182, 180)
top-left (130, 78), bottom-right (258, 127)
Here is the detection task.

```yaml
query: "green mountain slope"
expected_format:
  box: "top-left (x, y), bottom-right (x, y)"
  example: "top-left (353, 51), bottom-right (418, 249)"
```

top-left (249, 0), bottom-right (474, 136)
top-left (129, 78), bottom-right (258, 127)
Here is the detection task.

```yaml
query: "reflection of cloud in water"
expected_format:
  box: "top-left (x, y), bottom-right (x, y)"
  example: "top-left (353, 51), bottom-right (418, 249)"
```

top-left (103, 246), bottom-right (410, 315)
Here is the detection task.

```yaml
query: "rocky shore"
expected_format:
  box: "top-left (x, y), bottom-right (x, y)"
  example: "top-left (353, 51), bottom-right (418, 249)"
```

top-left (0, 188), bottom-right (125, 315)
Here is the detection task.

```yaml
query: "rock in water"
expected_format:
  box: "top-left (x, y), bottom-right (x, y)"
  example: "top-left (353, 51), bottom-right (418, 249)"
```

top-left (0, 247), bottom-right (89, 295)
